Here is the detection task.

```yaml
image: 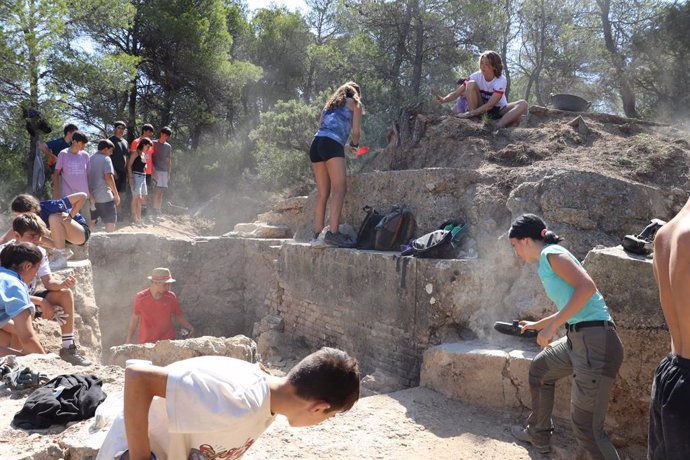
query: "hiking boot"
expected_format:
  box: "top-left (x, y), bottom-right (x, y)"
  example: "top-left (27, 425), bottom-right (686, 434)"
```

top-left (324, 230), bottom-right (356, 248)
top-left (59, 344), bottom-right (92, 366)
top-left (511, 425), bottom-right (550, 454)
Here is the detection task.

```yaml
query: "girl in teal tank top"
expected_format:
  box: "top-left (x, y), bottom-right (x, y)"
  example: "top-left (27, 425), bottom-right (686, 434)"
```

top-left (508, 213), bottom-right (624, 459)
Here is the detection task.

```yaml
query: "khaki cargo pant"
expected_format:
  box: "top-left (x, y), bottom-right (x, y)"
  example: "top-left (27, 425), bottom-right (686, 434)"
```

top-left (525, 324), bottom-right (624, 460)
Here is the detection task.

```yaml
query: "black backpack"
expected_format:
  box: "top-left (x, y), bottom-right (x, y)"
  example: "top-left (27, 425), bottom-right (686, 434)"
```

top-left (410, 220), bottom-right (466, 259)
top-left (356, 206), bottom-right (384, 249)
top-left (374, 205), bottom-right (416, 251)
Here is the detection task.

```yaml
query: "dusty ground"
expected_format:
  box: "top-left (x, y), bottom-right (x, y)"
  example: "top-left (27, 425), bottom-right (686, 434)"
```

top-left (0, 353), bottom-right (645, 460)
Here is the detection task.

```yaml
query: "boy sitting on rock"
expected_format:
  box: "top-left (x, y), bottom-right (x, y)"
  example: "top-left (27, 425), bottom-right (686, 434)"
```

top-left (5, 193), bottom-right (91, 270)
top-left (0, 214), bottom-right (91, 365)
top-left (97, 347), bottom-right (360, 460)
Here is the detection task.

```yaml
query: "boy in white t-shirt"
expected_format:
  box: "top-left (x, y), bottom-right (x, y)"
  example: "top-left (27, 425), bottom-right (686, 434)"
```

top-left (435, 50), bottom-right (528, 128)
top-left (98, 347), bottom-right (360, 460)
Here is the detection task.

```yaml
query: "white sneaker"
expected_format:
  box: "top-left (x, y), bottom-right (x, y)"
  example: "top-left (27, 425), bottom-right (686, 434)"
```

top-left (49, 250), bottom-right (69, 271)
top-left (62, 248), bottom-right (74, 261)
top-left (310, 236), bottom-right (329, 249)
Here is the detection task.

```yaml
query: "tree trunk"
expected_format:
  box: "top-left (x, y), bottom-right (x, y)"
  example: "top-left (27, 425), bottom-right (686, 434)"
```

top-left (25, 12), bottom-right (40, 190)
top-left (597, 0), bottom-right (639, 118)
top-left (410, 0), bottom-right (424, 98)
top-left (127, 74), bottom-right (138, 142)
top-left (390, 0), bottom-right (413, 102)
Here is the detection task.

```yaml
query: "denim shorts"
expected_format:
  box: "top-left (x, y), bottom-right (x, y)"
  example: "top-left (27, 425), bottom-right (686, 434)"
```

top-left (131, 173), bottom-right (147, 196)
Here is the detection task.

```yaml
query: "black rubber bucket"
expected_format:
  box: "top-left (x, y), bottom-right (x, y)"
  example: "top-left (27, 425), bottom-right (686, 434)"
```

top-left (550, 93), bottom-right (591, 112)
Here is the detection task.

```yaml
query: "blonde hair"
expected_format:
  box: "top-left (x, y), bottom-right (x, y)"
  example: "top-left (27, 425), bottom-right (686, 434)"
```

top-left (324, 81), bottom-right (363, 112)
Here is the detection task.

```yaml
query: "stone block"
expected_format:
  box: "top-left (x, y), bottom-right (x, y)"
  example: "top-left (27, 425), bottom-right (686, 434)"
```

top-left (421, 342), bottom-right (511, 407)
top-left (583, 245), bottom-right (664, 328)
top-left (231, 221), bottom-right (292, 239)
top-left (108, 335), bottom-right (258, 367)
top-left (421, 342), bottom-right (571, 418)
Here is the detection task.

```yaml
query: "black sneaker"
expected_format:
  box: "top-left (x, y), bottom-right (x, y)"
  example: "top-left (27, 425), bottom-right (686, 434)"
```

top-left (59, 344), bottom-right (93, 366)
top-left (494, 320), bottom-right (538, 338)
top-left (323, 231), bottom-right (356, 248)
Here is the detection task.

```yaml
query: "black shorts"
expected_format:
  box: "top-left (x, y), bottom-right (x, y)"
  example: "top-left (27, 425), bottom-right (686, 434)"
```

top-left (648, 354), bottom-right (690, 459)
top-left (32, 289), bottom-right (49, 298)
top-left (487, 106), bottom-right (503, 120)
top-left (92, 201), bottom-right (117, 224)
top-left (309, 136), bottom-right (345, 163)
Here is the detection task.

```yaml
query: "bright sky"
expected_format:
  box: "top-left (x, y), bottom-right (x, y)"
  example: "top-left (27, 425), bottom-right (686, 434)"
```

top-left (246, 0), bottom-right (308, 13)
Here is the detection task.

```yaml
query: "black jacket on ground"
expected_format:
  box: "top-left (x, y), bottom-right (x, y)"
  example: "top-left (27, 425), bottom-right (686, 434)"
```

top-left (12, 374), bottom-right (107, 429)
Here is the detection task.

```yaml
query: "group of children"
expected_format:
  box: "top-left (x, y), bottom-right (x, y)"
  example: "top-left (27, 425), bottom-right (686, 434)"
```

top-left (0, 193), bottom-right (92, 365)
top-left (2, 49), bottom-right (685, 459)
top-left (38, 121), bottom-right (173, 229)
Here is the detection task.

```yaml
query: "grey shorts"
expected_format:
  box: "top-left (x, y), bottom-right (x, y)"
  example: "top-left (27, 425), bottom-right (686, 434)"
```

top-left (153, 169), bottom-right (169, 188)
top-left (131, 173), bottom-right (147, 196)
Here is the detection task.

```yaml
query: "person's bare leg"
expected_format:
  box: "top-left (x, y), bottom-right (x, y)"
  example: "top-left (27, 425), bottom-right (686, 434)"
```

top-left (312, 162), bottom-right (331, 235)
top-left (131, 194), bottom-right (138, 221)
top-left (45, 290), bottom-right (74, 335)
top-left (49, 214), bottom-right (85, 246)
top-left (325, 157), bottom-right (347, 233)
top-left (48, 213), bottom-right (68, 249)
top-left (464, 81), bottom-right (482, 111)
top-left (153, 188), bottom-right (163, 211)
top-left (105, 222), bottom-right (116, 232)
top-left (498, 100), bottom-right (529, 128)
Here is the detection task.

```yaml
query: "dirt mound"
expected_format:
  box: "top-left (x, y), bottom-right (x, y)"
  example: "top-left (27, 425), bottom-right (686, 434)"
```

top-left (363, 106), bottom-right (690, 191)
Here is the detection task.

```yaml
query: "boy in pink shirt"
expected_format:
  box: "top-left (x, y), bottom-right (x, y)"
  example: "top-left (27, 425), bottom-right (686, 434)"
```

top-left (54, 131), bottom-right (90, 199)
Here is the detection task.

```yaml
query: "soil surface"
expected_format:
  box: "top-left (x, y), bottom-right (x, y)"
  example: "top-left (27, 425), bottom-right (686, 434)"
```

top-left (365, 107), bottom-right (690, 192)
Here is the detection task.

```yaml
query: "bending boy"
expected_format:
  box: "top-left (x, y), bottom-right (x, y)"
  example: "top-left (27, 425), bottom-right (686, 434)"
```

top-left (97, 347), bottom-right (360, 459)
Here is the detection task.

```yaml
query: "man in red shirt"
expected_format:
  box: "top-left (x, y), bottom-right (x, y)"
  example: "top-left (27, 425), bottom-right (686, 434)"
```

top-left (125, 267), bottom-right (194, 344)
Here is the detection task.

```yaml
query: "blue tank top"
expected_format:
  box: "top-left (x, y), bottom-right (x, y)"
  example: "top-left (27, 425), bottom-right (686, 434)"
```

top-left (315, 103), bottom-right (353, 146)
top-left (538, 244), bottom-right (612, 324)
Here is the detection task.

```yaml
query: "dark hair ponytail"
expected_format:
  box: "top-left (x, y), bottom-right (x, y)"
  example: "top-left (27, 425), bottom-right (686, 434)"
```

top-left (508, 213), bottom-right (563, 244)
top-left (0, 242), bottom-right (42, 270)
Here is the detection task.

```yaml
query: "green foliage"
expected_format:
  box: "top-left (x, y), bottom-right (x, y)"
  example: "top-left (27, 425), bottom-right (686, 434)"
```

top-left (0, 0), bottom-right (687, 201)
top-left (249, 99), bottom-right (319, 189)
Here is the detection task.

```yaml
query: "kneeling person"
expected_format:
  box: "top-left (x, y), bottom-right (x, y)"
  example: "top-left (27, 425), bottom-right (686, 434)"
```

top-left (97, 347), bottom-right (360, 459)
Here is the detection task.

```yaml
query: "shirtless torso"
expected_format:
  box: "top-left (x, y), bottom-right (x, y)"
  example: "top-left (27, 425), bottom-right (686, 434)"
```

top-left (648, 199), bottom-right (690, 459)
top-left (652, 199), bottom-right (690, 358)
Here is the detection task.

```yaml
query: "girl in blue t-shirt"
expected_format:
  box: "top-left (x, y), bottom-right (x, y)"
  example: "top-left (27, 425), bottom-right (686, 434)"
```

top-left (308, 81), bottom-right (363, 248)
top-left (507, 213), bottom-right (623, 459)
top-left (0, 242), bottom-right (46, 356)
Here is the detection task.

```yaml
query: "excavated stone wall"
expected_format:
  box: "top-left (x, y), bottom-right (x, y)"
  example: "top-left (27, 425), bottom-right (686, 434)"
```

top-left (89, 233), bottom-right (280, 353)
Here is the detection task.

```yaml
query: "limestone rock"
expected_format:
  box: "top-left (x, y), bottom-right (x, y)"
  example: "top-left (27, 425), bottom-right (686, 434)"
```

top-left (253, 314), bottom-right (285, 337)
top-left (583, 245), bottom-right (664, 328)
top-left (361, 368), bottom-right (406, 394)
top-left (420, 342), bottom-right (570, 416)
top-left (109, 335), bottom-right (258, 367)
top-left (232, 221), bottom-right (292, 239)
